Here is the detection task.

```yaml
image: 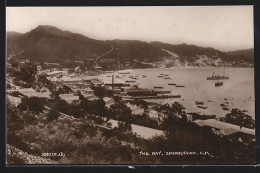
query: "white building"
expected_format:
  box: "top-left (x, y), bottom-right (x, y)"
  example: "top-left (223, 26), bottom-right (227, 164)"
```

top-left (60, 76), bottom-right (84, 84)
top-left (103, 97), bottom-right (115, 108)
top-left (193, 119), bottom-right (255, 136)
top-left (59, 93), bottom-right (79, 103)
top-left (82, 87), bottom-right (94, 95)
top-left (18, 88), bottom-right (51, 98)
top-left (126, 103), bottom-right (145, 115)
top-left (46, 70), bottom-right (66, 78)
top-left (149, 110), bottom-right (159, 119)
top-left (7, 95), bottom-right (22, 106)
top-left (105, 119), bottom-right (166, 140)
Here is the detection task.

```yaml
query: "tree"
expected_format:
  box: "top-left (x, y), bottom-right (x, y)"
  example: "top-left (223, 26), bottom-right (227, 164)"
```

top-left (80, 97), bottom-right (89, 111)
top-left (109, 101), bottom-right (132, 123)
top-left (159, 102), bottom-right (187, 131)
top-left (96, 98), bottom-right (106, 116)
top-left (6, 102), bottom-right (25, 163)
top-left (118, 121), bottom-right (132, 133)
top-left (171, 102), bottom-right (186, 119)
top-left (57, 85), bottom-right (72, 94)
top-left (16, 63), bottom-right (37, 82)
top-left (47, 109), bottom-right (60, 121)
top-left (220, 109), bottom-right (255, 129)
top-left (26, 97), bottom-right (45, 114)
top-left (113, 95), bottom-right (122, 103)
top-left (18, 97), bottom-right (45, 114)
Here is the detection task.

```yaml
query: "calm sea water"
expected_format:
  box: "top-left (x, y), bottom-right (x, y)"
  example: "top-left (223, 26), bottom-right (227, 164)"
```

top-left (99, 67), bottom-right (255, 119)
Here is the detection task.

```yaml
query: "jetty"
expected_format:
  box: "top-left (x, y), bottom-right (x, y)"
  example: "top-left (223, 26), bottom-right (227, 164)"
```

top-left (124, 94), bottom-right (181, 99)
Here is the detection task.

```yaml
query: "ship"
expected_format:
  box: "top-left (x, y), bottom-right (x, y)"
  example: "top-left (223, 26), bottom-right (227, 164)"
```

top-left (206, 67), bottom-right (229, 80)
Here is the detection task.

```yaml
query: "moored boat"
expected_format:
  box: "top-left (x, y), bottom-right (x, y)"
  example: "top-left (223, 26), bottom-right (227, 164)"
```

top-left (215, 81), bottom-right (223, 87)
top-left (154, 86), bottom-right (164, 89)
top-left (176, 85), bottom-right (185, 87)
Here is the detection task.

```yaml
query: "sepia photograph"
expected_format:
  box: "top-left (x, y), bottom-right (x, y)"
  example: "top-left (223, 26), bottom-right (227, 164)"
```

top-left (6, 6), bottom-right (255, 165)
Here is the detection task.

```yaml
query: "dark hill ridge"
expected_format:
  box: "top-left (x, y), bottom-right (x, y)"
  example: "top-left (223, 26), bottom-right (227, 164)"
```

top-left (225, 48), bottom-right (254, 62)
top-left (6, 25), bottom-right (254, 67)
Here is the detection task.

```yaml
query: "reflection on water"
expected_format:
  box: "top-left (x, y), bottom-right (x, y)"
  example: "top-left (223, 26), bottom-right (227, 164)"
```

top-left (98, 67), bottom-right (255, 118)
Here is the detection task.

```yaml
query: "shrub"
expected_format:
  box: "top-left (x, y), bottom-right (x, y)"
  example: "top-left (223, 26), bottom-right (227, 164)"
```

top-left (47, 110), bottom-right (60, 122)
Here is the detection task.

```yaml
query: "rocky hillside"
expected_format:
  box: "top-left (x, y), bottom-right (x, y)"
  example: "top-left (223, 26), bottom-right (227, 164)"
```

top-left (7, 25), bottom-right (254, 67)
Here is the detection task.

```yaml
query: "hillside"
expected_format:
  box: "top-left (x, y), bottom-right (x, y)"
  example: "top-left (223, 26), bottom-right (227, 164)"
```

top-left (225, 49), bottom-right (254, 64)
top-left (6, 25), bottom-right (254, 67)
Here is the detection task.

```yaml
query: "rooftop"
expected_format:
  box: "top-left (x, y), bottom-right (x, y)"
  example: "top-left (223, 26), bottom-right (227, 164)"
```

top-left (59, 94), bottom-right (79, 102)
top-left (106, 119), bottom-right (165, 140)
top-left (47, 70), bottom-right (66, 76)
top-left (193, 119), bottom-right (255, 136)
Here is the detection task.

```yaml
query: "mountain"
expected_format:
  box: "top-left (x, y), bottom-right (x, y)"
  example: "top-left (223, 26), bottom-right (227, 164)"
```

top-left (225, 49), bottom-right (254, 64)
top-left (7, 25), bottom-right (110, 62)
top-left (151, 42), bottom-right (254, 67)
top-left (6, 25), bottom-right (254, 67)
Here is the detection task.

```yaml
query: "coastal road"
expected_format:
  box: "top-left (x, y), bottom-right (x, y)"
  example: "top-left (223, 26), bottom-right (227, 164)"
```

top-left (94, 45), bottom-right (114, 64)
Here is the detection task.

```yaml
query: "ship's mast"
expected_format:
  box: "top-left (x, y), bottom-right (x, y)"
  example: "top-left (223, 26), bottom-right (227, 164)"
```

top-left (117, 39), bottom-right (120, 71)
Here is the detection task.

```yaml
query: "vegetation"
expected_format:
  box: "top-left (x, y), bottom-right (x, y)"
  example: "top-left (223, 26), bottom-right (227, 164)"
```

top-left (6, 58), bottom-right (255, 164)
top-left (7, 25), bottom-right (253, 67)
top-left (219, 109), bottom-right (255, 129)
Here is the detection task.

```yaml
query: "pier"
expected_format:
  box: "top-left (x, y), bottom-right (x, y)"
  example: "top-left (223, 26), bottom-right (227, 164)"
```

top-left (122, 94), bottom-right (181, 99)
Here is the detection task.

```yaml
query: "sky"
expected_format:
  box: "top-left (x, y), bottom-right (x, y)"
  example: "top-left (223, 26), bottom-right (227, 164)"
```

top-left (6, 6), bottom-right (254, 51)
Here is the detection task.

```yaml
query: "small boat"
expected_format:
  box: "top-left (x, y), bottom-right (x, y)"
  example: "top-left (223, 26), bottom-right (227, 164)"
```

top-left (163, 77), bottom-right (171, 79)
top-left (154, 86), bottom-right (164, 89)
top-left (223, 107), bottom-right (230, 111)
top-left (176, 85), bottom-right (185, 87)
top-left (215, 81), bottom-right (223, 87)
top-left (197, 106), bottom-right (207, 109)
top-left (125, 80), bottom-right (136, 83)
top-left (168, 83), bottom-right (176, 85)
top-left (158, 76), bottom-right (164, 78)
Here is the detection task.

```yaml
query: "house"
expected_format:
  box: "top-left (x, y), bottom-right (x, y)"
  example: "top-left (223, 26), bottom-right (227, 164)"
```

top-left (7, 95), bottom-right (22, 106)
top-left (103, 97), bottom-right (115, 108)
top-left (17, 88), bottom-right (51, 98)
top-left (132, 107), bottom-right (145, 115)
top-left (67, 74), bottom-right (77, 78)
top-left (94, 66), bottom-right (102, 70)
top-left (105, 119), bottom-right (166, 140)
top-left (60, 76), bottom-right (84, 84)
top-left (82, 76), bottom-right (99, 83)
top-left (126, 103), bottom-right (145, 115)
top-left (82, 87), bottom-right (94, 95)
top-left (149, 110), bottom-right (159, 119)
top-left (193, 119), bottom-right (255, 136)
top-left (75, 60), bottom-right (84, 64)
top-left (59, 94), bottom-right (79, 103)
top-left (186, 114), bottom-right (193, 122)
top-left (46, 70), bottom-right (66, 77)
